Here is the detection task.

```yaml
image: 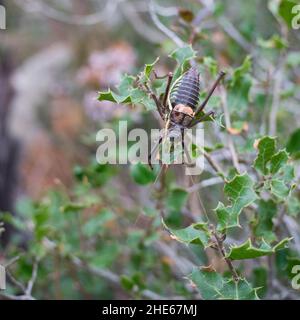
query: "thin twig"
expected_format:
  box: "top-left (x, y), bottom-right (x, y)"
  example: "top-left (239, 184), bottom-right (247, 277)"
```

top-left (121, 2), bottom-right (166, 43)
top-left (25, 259), bottom-right (39, 296)
top-left (14, 0), bottom-right (123, 25)
top-left (149, 0), bottom-right (184, 48)
top-left (2, 257), bottom-right (38, 300)
top-left (203, 151), bottom-right (226, 180)
top-left (220, 86), bottom-right (240, 172)
top-left (4, 256), bottom-right (20, 268)
top-left (268, 53), bottom-right (286, 136)
top-left (212, 228), bottom-right (239, 282)
top-left (218, 17), bottom-right (252, 52)
top-left (6, 270), bottom-right (26, 293)
top-left (187, 176), bottom-right (223, 193)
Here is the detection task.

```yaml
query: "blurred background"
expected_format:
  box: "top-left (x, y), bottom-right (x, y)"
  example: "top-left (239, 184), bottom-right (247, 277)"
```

top-left (0, 0), bottom-right (300, 300)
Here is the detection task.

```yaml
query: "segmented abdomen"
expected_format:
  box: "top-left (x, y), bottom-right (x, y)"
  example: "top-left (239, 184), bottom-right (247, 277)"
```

top-left (171, 67), bottom-right (200, 110)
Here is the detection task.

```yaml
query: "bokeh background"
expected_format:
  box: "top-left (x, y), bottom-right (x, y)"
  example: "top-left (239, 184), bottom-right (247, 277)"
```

top-left (0, 0), bottom-right (300, 300)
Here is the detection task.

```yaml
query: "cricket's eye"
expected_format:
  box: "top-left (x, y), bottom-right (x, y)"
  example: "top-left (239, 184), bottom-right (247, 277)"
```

top-left (174, 112), bottom-right (180, 117)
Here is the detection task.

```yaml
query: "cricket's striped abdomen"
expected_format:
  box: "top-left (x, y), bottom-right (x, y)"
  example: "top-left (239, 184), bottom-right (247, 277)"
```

top-left (171, 67), bottom-right (200, 110)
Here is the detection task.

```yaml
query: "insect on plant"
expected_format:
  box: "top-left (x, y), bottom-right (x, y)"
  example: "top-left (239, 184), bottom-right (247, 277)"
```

top-left (138, 66), bottom-right (226, 169)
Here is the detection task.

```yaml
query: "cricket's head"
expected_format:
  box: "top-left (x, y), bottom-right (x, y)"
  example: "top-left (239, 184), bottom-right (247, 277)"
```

top-left (170, 103), bottom-right (194, 126)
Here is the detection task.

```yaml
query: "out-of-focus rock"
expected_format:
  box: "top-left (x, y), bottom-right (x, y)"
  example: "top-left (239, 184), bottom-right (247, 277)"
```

top-left (21, 132), bottom-right (74, 200)
top-left (9, 43), bottom-right (73, 143)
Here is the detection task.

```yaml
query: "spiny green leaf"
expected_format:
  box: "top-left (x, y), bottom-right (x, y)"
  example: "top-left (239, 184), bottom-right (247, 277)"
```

top-left (215, 173), bottom-right (258, 231)
top-left (287, 196), bottom-right (300, 217)
top-left (227, 56), bottom-right (252, 112)
top-left (227, 238), bottom-right (291, 260)
top-left (97, 89), bottom-right (119, 103)
top-left (162, 220), bottom-right (211, 248)
top-left (231, 55), bottom-right (252, 85)
top-left (203, 56), bottom-right (218, 77)
top-left (252, 267), bottom-right (268, 298)
top-left (130, 163), bottom-right (156, 185)
top-left (253, 136), bottom-right (276, 175)
top-left (270, 149), bottom-right (289, 174)
top-left (254, 200), bottom-right (277, 243)
top-left (280, 164), bottom-right (295, 182)
top-left (97, 75), bottom-right (135, 104)
top-left (169, 45), bottom-right (197, 65)
top-left (166, 188), bottom-right (188, 212)
top-left (98, 73), bottom-right (156, 110)
top-left (270, 179), bottom-right (290, 199)
top-left (227, 74), bottom-right (252, 112)
top-left (170, 45), bottom-right (197, 82)
top-left (189, 268), bottom-right (224, 300)
top-left (143, 57), bottom-right (159, 80)
top-left (287, 128), bottom-right (300, 158)
top-left (189, 268), bottom-right (259, 300)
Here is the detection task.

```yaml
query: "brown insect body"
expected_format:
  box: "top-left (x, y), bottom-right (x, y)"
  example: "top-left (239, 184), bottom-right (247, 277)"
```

top-left (170, 67), bottom-right (200, 128)
top-left (143, 65), bottom-right (225, 169)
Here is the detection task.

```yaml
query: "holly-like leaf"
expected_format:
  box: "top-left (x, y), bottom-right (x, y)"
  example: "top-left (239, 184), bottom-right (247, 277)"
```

top-left (252, 267), bottom-right (268, 298)
top-left (287, 128), bottom-right (300, 158)
top-left (270, 179), bottom-right (290, 199)
top-left (270, 149), bottom-right (289, 174)
top-left (227, 74), bottom-right (252, 113)
top-left (98, 72), bottom-right (156, 110)
top-left (169, 45), bottom-right (197, 82)
top-left (203, 56), bottom-right (218, 77)
top-left (162, 220), bottom-right (211, 248)
top-left (280, 164), bottom-right (295, 182)
top-left (253, 136), bottom-right (276, 175)
top-left (189, 268), bottom-right (259, 300)
top-left (130, 163), bottom-right (156, 185)
top-left (166, 188), bottom-right (188, 212)
top-left (254, 200), bottom-right (277, 243)
top-left (143, 57), bottom-right (159, 80)
top-left (215, 173), bottom-right (258, 231)
top-left (287, 196), bottom-right (300, 217)
top-left (169, 45), bottom-right (197, 65)
top-left (227, 56), bottom-right (252, 112)
top-left (227, 238), bottom-right (291, 260)
top-left (97, 89), bottom-right (120, 103)
top-left (98, 74), bottom-right (135, 104)
top-left (231, 55), bottom-right (252, 85)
